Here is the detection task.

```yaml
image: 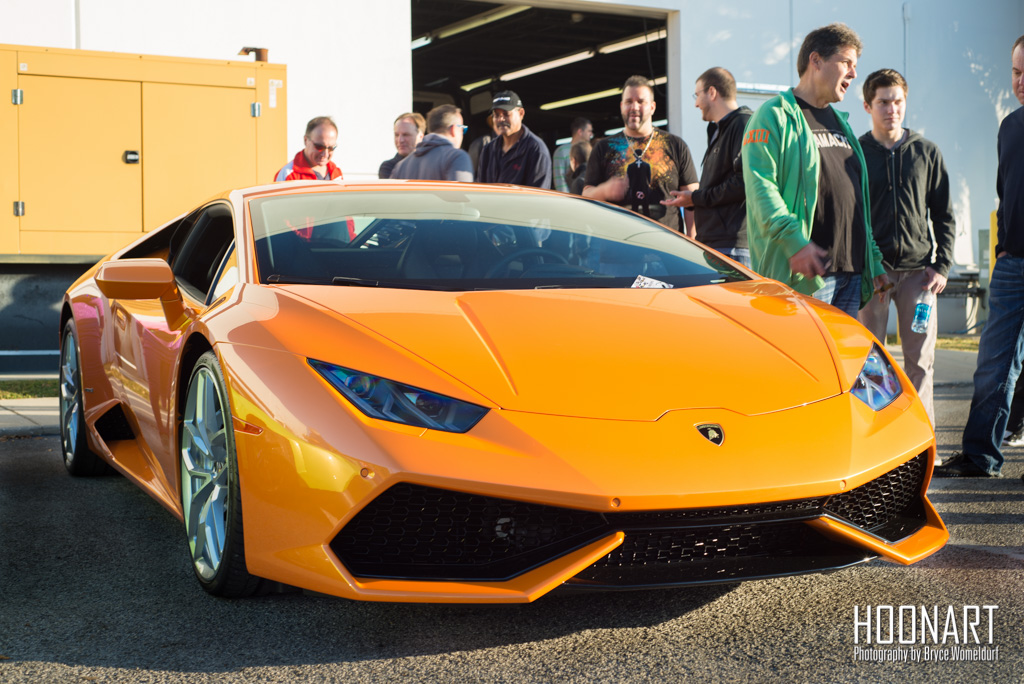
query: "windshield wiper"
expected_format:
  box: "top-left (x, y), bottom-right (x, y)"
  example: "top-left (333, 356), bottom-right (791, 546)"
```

top-left (332, 276), bottom-right (441, 291)
top-left (332, 276), bottom-right (381, 287)
top-left (266, 274), bottom-right (321, 284)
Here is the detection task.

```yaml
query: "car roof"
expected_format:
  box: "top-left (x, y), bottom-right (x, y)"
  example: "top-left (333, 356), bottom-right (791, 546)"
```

top-left (234, 179), bottom-right (567, 202)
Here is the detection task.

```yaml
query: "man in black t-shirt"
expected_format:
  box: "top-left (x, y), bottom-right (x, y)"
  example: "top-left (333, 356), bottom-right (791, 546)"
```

top-left (741, 23), bottom-right (886, 318)
top-left (583, 75), bottom-right (699, 235)
top-left (795, 96), bottom-right (866, 280)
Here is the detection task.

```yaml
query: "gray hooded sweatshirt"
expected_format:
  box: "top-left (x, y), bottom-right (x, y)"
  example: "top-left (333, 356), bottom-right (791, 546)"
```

top-left (389, 134), bottom-right (474, 182)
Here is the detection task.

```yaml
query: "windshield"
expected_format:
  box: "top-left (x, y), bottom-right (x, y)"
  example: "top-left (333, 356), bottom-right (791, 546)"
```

top-left (249, 189), bottom-right (748, 291)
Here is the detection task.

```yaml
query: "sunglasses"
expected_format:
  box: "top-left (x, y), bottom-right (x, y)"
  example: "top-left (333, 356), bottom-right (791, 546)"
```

top-left (308, 140), bottom-right (338, 152)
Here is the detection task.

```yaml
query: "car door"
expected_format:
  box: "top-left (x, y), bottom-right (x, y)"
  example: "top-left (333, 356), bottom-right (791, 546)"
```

top-left (114, 202), bottom-right (236, 496)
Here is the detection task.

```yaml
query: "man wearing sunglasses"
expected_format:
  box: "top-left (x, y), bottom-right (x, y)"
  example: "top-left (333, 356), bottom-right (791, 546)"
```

top-left (390, 105), bottom-right (473, 182)
top-left (275, 116), bottom-right (344, 181)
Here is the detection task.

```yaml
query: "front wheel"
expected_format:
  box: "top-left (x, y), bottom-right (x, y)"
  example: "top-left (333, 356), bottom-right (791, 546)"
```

top-left (180, 350), bottom-right (260, 597)
top-left (59, 319), bottom-right (109, 476)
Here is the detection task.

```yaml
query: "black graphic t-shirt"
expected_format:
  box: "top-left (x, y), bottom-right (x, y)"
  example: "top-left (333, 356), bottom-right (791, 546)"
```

top-left (796, 96), bottom-right (865, 274)
top-left (584, 130), bottom-right (698, 232)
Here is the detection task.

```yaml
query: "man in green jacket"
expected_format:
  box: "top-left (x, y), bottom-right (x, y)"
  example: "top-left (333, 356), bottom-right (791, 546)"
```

top-left (741, 23), bottom-right (887, 317)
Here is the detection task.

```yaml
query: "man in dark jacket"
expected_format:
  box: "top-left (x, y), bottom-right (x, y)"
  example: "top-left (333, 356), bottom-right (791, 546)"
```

top-left (671, 67), bottom-right (752, 266)
top-left (477, 91), bottom-right (552, 188)
top-left (390, 105), bottom-right (473, 182)
top-left (378, 112), bottom-right (425, 179)
top-left (856, 69), bottom-right (955, 427)
top-left (936, 35), bottom-right (1024, 478)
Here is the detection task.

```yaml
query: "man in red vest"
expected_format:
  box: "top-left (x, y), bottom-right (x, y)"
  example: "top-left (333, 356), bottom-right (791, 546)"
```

top-left (275, 116), bottom-right (343, 181)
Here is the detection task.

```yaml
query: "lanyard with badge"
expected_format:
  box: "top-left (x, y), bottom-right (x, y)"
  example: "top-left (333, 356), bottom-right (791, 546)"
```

top-left (627, 134), bottom-right (653, 216)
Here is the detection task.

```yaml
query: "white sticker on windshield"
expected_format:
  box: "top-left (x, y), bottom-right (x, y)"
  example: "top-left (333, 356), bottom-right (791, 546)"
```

top-left (631, 275), bottom-right (673, 289)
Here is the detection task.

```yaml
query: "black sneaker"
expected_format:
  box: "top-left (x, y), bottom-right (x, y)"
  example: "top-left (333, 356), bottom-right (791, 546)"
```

top-left (1002, 427), bottom-right (1024, 447)
top-left (933, 452), bottom-right (1001, 478)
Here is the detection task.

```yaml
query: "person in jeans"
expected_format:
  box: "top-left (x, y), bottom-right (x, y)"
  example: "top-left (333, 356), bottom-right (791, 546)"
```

top-left (996, 38), bottom-right (1024, 452)
top-left (671, 67), bottom-right (752, 267)
top-left (1001, 382), bottom-right (1024, 447)
top-left (741, 23), bottom-right (887, 318)
top-left (856, 69), bottom-right (956, 427)
top-left (935, 35), bottom-right (1024, 478)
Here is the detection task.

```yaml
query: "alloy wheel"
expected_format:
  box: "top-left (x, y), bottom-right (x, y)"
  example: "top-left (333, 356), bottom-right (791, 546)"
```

top-left (59, 329), bottom-right (81, 467)
top-left (180, 366), bottom-right (230, 581)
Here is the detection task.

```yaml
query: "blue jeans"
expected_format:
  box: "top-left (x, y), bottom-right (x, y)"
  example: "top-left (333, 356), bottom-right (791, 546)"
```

top-left (716, 247), bottom-right (752, 269)
top-left (961, 255), bottom-right (1024, 474)
top-left (813, 273), bottom-right (861, 319)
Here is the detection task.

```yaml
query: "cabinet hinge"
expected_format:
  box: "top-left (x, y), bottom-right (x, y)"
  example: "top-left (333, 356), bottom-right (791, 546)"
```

top-left (14, 201), bottom-right (25, 216)
top-left (11, 89), bottom-right (23, 105)
top-left (250, 102), bottom-right (261, 117)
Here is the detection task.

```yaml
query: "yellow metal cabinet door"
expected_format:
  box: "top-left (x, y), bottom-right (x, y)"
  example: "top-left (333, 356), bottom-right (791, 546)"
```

top-left (18, 75), bottom-right (143, 240)
top-left (142, 83), bottom-right (256, 231)
top-left (0, 49), bottom-right (19, 254)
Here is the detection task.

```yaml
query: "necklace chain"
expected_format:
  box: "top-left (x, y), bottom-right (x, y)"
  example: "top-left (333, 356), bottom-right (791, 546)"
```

top-left (629, 132), bottom-right (654, 163)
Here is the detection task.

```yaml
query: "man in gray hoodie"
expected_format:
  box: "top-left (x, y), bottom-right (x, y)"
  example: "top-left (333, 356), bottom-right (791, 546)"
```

top-left (390, 105), bottom-right (474, 182)
top-left (856, 69), bottom-right (955, 427)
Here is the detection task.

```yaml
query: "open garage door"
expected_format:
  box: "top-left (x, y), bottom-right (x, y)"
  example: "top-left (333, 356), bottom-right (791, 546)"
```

top-left (410, 1), bottom-right (669, 152)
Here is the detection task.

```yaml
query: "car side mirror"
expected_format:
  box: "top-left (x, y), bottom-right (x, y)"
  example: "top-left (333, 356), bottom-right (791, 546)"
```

top-left (96, 258), bottom-right (188, 324)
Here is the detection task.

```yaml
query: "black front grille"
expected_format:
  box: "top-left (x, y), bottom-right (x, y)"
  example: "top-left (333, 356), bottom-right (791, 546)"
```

top-left (332, 483), bottom-right (608, 581)
top-left (601, 523), bottom-right (802, 565)
top-left (823, 452), bottom-right (927, 541)
top-left (609, 499), bottom-right (824, 528)
top-left (332, 452), bottom-right (930, 585)
top-left (570, 522), bottom-right (868, 587)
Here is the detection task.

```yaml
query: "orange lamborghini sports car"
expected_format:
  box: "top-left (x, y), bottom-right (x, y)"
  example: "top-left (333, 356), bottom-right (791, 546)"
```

top-left (60, 180), bottom-right (947, 602)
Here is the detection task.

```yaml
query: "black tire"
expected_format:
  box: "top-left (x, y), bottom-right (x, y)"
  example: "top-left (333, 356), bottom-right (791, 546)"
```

top-left (179, 350), bottom-right (261, 597)
top-left (59, 319), bottom-right (109, 476)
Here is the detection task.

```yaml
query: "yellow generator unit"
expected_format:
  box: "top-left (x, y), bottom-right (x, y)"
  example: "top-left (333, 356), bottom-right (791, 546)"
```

top-left (0, 43), bottom-right (286, 260)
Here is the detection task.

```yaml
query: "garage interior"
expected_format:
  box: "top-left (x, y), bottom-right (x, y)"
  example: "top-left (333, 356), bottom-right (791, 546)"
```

top-left (410, 1), bottom-right (669, 149)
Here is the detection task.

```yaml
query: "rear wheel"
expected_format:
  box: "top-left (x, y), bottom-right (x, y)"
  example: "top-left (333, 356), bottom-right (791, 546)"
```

top-left (59, 319), bottom-right (108, 476)
top-left (180, 351), bottom-right (260, 597)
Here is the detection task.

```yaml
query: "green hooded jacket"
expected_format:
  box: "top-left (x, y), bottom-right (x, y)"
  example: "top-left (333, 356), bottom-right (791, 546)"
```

top-left (740, 88), bottom-right (884, 307)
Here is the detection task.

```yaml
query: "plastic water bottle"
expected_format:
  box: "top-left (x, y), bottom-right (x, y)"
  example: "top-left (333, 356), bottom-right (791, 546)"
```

top-left (911, 290), bottom-right (936, 333)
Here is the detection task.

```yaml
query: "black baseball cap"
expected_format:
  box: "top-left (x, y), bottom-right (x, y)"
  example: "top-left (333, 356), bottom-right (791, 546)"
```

top-left (491, 90), bottom-right (524, 111)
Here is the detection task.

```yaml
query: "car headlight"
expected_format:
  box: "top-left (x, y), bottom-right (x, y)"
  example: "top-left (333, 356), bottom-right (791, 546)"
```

top-left (850, 344), bottom-right (902, 410)
top-left (308, 359), bottom-right (488, 433)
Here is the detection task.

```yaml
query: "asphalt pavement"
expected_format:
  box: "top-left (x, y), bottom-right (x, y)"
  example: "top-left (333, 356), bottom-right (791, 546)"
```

top-left (0, 347), bottom-right (1021, 683)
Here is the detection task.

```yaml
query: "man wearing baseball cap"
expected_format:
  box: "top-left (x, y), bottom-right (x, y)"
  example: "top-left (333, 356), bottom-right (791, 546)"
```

top-left (476, 90), bottom-right (552, 188)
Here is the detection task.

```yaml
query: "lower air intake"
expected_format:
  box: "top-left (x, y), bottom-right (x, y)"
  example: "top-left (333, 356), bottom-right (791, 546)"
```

top-left (331, 452), bottom-right (929, 586)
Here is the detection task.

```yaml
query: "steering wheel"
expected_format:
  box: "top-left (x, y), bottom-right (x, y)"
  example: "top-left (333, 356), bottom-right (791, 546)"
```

top-left (485, 248), bottom-right (569, 278)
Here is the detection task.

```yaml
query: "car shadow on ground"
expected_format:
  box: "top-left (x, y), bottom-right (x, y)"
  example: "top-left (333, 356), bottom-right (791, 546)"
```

top-left (0, 437), bottom-right (735, 673)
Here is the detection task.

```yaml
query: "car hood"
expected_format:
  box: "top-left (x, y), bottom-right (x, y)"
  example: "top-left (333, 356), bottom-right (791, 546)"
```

top-left (268, 280), bottom-right (846, 421)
